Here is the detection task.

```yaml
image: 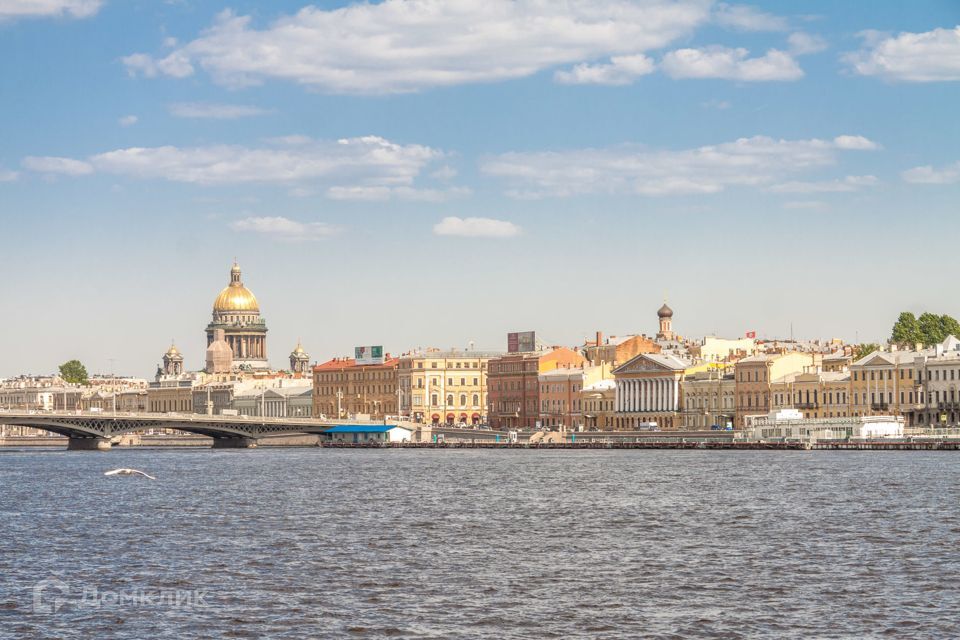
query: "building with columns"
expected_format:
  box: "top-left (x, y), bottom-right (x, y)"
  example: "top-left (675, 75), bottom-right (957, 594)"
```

top-left (206, 262), bottom-right (269, 370)
top-left (612, 353), bottom-right (694, 430)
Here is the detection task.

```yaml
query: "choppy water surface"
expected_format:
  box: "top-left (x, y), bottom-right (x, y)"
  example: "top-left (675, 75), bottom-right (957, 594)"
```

top-left (1, 448), bottom-right (959, 638)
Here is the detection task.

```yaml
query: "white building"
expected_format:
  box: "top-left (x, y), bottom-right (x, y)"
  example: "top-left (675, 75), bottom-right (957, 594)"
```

top-left (743, 409), bottom-right (904, 442)
top-left (320, 424), bottom-right (413, 444)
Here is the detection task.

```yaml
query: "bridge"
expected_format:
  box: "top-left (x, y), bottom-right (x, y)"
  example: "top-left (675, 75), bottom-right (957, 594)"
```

top-left (0, 409), bottom-right (369, 450)
top-left (0, 409), bottom-right (510, 450)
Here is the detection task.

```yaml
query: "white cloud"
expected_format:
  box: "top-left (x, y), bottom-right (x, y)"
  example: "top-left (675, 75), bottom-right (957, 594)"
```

top-left (121, 1), bottom-right (713, 93)
top-left (902, 161), bottom-right (960, 184)
top-left (845, 26), bottom-right (960, 82)
top-left (0, 168), bottom-right (19, 182)
top-left (769, 175), bottom-right (878, 193)
top-left (554, 54), bottom-right (656, 86)
top-left (27, 136), bottom-right (442, 191)
top-left (712, 3), bottom-right (787, 32)
top-left (118, 115), bottom-right (138, 127)
top-left (787, 32), bottom-right (827, 55)
top-left (0, 0), bottom-right (102, 20)
top-left (833, 135), bottom-right (880, 150)
top-left (230, 216), bottom-right (339, 242)
top-left (326, 185), bottom-right (470, 202)
top-left (430, 165), bottom-right (457, 181)
top-left (168, 102), bottom-right (272, 119)
top-left (22, 155), bottom-right (94, 176)
top-left (433, 216), bottom-right (521, 238)
top-left (481, 134), bottom-right (879, 198)
top-left (661, 46), bottom-right (803, 81)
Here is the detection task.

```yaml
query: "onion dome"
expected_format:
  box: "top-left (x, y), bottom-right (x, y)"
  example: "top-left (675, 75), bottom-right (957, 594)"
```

top-left (657, 303), bottom-right (674, 319)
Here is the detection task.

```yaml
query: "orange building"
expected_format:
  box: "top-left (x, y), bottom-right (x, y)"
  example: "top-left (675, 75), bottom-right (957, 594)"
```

top-left (312, 356), bottom-right (400, 420)
top-left (487, 347), bottom-right (586, 430)
top-left (582, 331), bottom-right (661, 367)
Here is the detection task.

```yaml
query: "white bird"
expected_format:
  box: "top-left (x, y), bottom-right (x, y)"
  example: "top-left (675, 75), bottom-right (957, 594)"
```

top-left (104, 468), bottom-right (156, 480)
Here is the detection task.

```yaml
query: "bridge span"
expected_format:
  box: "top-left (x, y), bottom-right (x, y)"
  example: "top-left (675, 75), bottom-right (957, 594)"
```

top-left (0, 409), bottom-right (357, 450)
top-left (0, 409), bottom-right (510, 450)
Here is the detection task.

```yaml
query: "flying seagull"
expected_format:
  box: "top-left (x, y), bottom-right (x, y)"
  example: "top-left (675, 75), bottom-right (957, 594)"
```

top-left (104, 468), bottom-right (156, 480)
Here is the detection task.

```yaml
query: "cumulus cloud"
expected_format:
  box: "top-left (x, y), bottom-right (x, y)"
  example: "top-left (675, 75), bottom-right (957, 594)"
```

top-left (433, 216), bottom-right (521, 238)
top-left (0, 168), bottom-right (19, 182)
top-left (844, 26), bottom-right (960, 82)
top-left (22, 155), bottom-right (94, 176)
top-left (0, 0), bottom-right (102, 20)
top-left (712, 3), bottom-right (787, 32)
top-left (21, 136), bottom-right (445, 196)
top-left (118, 115), bottom-right (138, 127)
top-left (168, 102), bottom-right (272, 119)
top-left (902, 161), bottom-right (960, 184)
top-left (230, 216), bottom-right (339, 242)
top-left (769, 175), bottom-right (878, 193)
top-left (121, 1), bottom-right (713, 93)
top-left (787, 32), bottom-right (827, 55)
top-left (554, 54), bottom-right (656, 86)
top-left (832, 135), bottom-right (880, 150)
top-left (481, 135), bottom-right (879, 198)
top-left (661, 46), bottom-right (803, 81)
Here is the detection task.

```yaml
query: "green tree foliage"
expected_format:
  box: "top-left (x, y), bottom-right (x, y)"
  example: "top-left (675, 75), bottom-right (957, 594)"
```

top-left (891, 311), bottom-right (960, 347)
top-left (891, 312), bottom-right (921, 346)
top-left (854, 343), bottom-right (879, 360)
top-left (58, 359), bottom-right (89, 385)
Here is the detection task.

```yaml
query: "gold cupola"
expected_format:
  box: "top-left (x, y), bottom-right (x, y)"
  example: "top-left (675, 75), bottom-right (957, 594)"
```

top-left (213, 262), bottom-right (259, 312)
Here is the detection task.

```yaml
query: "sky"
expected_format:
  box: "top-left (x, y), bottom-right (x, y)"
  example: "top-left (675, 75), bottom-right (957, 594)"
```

top-left (1, 0), bottom-right (959, 378)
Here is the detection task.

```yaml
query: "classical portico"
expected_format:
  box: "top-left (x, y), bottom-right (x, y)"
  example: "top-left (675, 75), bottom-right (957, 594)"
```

top-left (612, 353), bottom-right (691, 430)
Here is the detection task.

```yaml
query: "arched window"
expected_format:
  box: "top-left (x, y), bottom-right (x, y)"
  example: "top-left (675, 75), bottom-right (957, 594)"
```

top-left (472, 394), bottom-right (479, 407)
top-left (446, 394), bottom-right (454, 407)
top-left (460, 394), bottom-right (467, 407)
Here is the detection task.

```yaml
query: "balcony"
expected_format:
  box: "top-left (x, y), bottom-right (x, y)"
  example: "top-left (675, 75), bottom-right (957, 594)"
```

top-left (871, 403), bottom-right (890, 411)
top-left (795, 402), bottom-right (818, 409)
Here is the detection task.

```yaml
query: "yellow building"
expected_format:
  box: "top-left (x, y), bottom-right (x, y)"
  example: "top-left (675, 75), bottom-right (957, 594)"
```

top-left (397, 349), bottom-right (500, 424)
top-left (681, 369), bottom-right (736, 429)
top-left (734, 352), bottom-right (820, 427)
top-left (581, 379), bottom-right (616, 430)
top-left (849, 350), bottom-right (918, 419)
top-left (770, 368), bottom-right (851, 419)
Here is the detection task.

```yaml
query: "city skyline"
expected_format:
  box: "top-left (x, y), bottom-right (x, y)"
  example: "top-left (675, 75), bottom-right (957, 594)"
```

top-left (2, 1), bottom-right (959, 377)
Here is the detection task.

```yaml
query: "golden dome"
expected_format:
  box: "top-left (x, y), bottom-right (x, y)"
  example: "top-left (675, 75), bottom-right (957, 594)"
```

top-left (213, 263), bottom-right (260, 312)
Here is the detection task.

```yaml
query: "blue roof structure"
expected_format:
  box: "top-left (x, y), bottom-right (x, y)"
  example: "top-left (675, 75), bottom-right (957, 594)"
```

top-left (323, 425), bottom-right (400, 434)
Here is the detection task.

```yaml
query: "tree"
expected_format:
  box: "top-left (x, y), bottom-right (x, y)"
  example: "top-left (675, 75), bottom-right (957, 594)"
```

top-left (940, 314), bottom-right (960, 341)
top-left (891, 312), bottom-right (921, 346)
top-left (854, 343), bottom-right (879, 360)
top-left (891, 311), bottom-right (960, 347)
top-left (59, 360), bottom-right (89, 385)
top-left (918, 312), bottom-right (945, 346)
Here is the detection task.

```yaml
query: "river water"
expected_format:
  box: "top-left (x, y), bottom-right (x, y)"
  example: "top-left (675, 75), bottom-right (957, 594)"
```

top-left (1, 448), bottom-right (959, 638)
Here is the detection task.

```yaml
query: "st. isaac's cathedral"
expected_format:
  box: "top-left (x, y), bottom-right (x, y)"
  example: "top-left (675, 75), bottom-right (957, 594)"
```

top-left (158, 262), bottom-right (311, 378)
top-left (207, 262), bottom-right (269, 370)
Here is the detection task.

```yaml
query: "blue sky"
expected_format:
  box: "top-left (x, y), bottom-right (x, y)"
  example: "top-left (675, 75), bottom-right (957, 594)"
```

top-left (1, 0), bottom-right (959, 377)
